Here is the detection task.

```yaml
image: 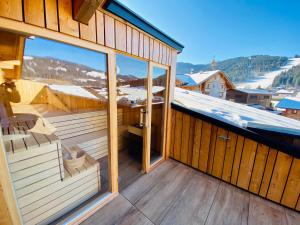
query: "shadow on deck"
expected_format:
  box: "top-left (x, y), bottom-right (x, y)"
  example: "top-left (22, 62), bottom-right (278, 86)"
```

top-left (80, 160), bottom-right (299, 225)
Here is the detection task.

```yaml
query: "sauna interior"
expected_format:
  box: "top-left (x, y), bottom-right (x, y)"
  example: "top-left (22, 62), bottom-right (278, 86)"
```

top-left (0, 25), bottom-right (170, 224)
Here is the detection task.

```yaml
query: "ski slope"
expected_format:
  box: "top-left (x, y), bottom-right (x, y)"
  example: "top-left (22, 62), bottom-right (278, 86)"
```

top-left (236, 58), bottom-right (300, 89)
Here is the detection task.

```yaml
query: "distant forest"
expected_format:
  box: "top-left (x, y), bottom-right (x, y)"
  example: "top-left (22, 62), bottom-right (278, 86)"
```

top-left (177, 55), bottom-right (288, 82)
top-left (273, 65), bottom-right (300, 87)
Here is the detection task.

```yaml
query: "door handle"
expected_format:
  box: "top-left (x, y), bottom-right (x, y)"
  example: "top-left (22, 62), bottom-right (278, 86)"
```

top-left (218, 135), bottom-right (230, 141)
top-left (139, 108), bottom-right (147, 127)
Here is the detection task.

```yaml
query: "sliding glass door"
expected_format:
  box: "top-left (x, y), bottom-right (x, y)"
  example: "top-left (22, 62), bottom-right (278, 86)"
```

top-left (149, 64), bottom-right (169, 166)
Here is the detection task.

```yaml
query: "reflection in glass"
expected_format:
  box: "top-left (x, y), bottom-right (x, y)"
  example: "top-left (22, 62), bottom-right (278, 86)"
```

top-left (150, 67), bottom-right (167, 164)
top-left (0, 32), bottom-right (109, 224)
top-left (116, 54), bottom-right (148, 189)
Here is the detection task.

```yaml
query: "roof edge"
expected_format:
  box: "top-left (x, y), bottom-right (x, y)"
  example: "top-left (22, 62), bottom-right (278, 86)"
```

top-left (103, 0), bottom-right (184, 52)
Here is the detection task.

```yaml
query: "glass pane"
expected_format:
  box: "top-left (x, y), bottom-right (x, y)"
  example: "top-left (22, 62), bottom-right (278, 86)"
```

top-left (116, 54), bottom-right (148, 189)
top-left (150, 67), bottom-right (167, 164)
top-left (0, 31), bottom-right (109, 224)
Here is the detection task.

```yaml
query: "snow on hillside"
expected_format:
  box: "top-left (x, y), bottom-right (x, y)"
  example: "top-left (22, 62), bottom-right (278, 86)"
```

top-left (237, 58), bottom-right (300, 89)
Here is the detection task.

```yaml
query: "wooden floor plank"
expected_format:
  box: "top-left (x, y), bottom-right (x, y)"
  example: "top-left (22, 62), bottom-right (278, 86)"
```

top-left (135, 163), bottom-right (192, 224)
top-left (121, 160), bottom-right (177, 204)
top-left (79, 160), bottom-right (298, 225)
top-left (204, 183), bottom-right (249, 225)
top-left (160, 171), bottom-right (220, 225)
top-left (248, 195), bottom-right (288, 225)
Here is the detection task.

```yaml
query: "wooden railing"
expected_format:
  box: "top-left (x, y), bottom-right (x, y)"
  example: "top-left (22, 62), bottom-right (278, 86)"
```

top-left (169, 104), bottom-right (300, 211)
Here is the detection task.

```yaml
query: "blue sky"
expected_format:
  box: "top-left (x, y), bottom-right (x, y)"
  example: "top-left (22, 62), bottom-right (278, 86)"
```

top-left (119, 0), bottom-right (300, 64)
top-left (24, 37), bottom-right (107, 71)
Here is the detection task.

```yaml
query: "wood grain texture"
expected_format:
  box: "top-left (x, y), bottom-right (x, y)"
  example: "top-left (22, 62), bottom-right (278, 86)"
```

top-left (115, 20), bottom-right (126, 52)
top-left (249, 144), bottom-right (269, 194)
top-left (187, 117), bottom-right (196, 166)
top-left (231, 135), bottom-right (245, 185)
top-left (139, 33), bottom-right (144, 57)
top-left (104, 14), bottom-right (115, 48)
top-left (259, 148), bottom-right (278, 197)
top-left (180, 114), bottom-right (190, 164)
top-left (131, 29), bottom-right (139, 56)
top-left (80, 14), bottom-right (97, 42)
top-left (211, 128), bottom-right (228, 177)
top-left (237, 138), bottom-right (258, 190)
top-left (45, 0), bottom-right (58, 31)
top-left (191, 119), bottom-right (202, 169)
top-left (267, 152), bottom-right (293, 203)
top-left (173, 111), bottom-right (183, 161)
top-left (126, 26), bottom-right (132, 54)
top-left (58, 0), bottom-right (79, 37)
top-left (221, 131), bottom-right (237, 182)
top-left (96, 11), bottom-right (105, 45)
top-left (143, 35), bottom-right (150, 59)
top-left (281, 158), bottom-right (300, 208)
top-left (0, 0), bottom-right (23, 21)
top-left (198, 121), bottom-right (212, 172)
top-left (24, 0), bottom-right (45, 27)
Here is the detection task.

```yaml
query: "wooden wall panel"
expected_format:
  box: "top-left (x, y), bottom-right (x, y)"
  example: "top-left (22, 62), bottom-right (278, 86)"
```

top-left (126, 26), bottom-right (132, 54)
top-left (259, 149), bottom-right (278, 197)
top-left (173, 111), bottom-right (183, 161)
top-left (267, 152), bottom-right (293, 203)
top-left (131, 29), bottom-right (139, 56)
top-left (281, 158), bottom-right (300, 208)
top-left (0, 185), bottom-right (13, 225)
top-left (221, 131), bottom-right (237, 182)
top-left (139, 33), bottom-right (144, 58)
top-left (0, 0), bottom-right (23, 21)
top-left (191, 119), bottom-right (202, 168)
top-left (58, 0), bottom-right (79, 37)
top-left (104, 14), bottom-right (115, 48)
top-left (149, 38), bottom-right (154, 61)
top-left (170, 109), bottom-right (300, 211)
top-left (115, 20), bottom-right (126, 52)
top-left (198, 121), bottom-right (212, 172)
top-left (169, 110), bottom-right (176, 158)
top-left (0, 0), bottom-right (175, 66)
top-left (211, 128), bottom-right (228, 177)
top-left (24, 0), bottom-right (45, 27)
top-left (153, 40), bottom-right (159, 62)
top-left (180, 114), bottom-right (190, 164)
top-left (45, 0), bottom-right (59, 31)
top-left (249, 144), bottom-right (269, 194)
top-left (80, 14), bottom-right (97, 42)
top-left (96, 11), bottom-right (105, 45)
top-left (237, 138), bottom-right (257, 189)
top-left (143, 36), bottom-right (150, 59)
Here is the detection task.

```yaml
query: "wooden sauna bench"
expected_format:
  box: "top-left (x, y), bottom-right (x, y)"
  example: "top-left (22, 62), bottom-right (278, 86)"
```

top-left (2, 117), bottom-right (101, 225)
top-left (45, 108), bottom-right (125, 160)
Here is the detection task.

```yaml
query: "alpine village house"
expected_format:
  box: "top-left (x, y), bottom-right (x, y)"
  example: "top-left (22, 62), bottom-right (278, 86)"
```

top-left (0, 1), bottom-right (299, 225)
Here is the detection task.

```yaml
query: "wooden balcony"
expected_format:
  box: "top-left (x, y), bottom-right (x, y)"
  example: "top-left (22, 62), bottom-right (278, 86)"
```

top-left (80, 159), bottom-right (299, 225)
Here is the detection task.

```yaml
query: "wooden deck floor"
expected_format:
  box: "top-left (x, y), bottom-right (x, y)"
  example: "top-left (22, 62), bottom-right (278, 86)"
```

top-left (81, 160), bottom-right (300, 225)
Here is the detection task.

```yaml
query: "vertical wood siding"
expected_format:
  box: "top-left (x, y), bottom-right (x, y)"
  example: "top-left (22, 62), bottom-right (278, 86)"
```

top-left (169, 108), bottom-right (300, 211)
top-left (0, 0), bottom-right (174, 66)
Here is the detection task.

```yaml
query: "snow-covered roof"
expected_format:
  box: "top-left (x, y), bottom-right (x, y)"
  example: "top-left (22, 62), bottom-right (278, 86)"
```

top-left (276, 89), bottom-right (294, 94)
top-left (48, 84), bottom-right (98, 99)
top-left (117, 86), bottom-right (165, 101)
top-left (187, 70), bottom-right (220, 85)
top-left (276, 97), bottom-right (300, 110)
top-left (174, 87), bottom-right (300, 136)
top-left (237, 88), bottom-right (271, 95)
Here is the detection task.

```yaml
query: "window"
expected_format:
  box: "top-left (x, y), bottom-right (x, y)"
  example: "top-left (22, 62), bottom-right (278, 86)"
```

top-left (116, 54), bottom-right (148, 188)
top-left (250, 95), bottom-right (257, 99)
top-left (0, 32), bottom-right (110, 225)
top-left (264, 95), bottom-right (270, 99)
top-left (293, 109), bottom-right (297, 114)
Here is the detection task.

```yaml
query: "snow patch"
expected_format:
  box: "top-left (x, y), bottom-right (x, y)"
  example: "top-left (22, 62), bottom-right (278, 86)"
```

top-left (86, 71), bottom-right (106, 79)
top-left (23, 56), bottom-right (34, 60)
top-left (236, 58), bottom-right (300, 89)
